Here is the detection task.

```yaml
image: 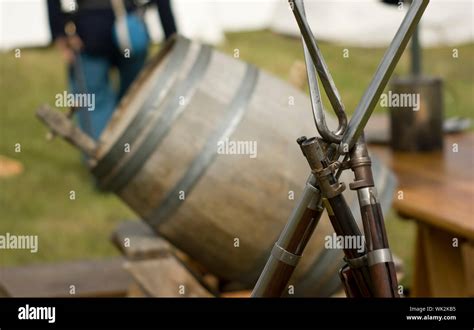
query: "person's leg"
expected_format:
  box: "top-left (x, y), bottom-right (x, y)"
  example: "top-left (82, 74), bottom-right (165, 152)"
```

top-left (69, 53), bottom-right (117, 140)
top-left (156, 0), bottom-right (177, 39)
top-left (116, 51), bottom-right (148, 100)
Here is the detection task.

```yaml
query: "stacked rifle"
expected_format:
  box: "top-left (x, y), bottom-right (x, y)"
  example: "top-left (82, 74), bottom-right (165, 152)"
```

top-left (252, 0), bottom-right (429, 297)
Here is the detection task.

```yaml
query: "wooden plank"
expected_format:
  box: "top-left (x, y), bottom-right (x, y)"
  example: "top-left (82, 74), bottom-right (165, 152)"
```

top-left (126, 281), bottom-right (148, 297)
top-left (124, 258), bottom-right (213, 297)
top-left (111, 221), bottom-right (172, 260)
top-left (370, 133), bottom-right (474, 239)
top-left (415, 225), bottom-right (466, 297)
top-left (0, 257), bottom-right (132, 297)
top-left (461, 242), bottom-right (474, 296)
top-left (220, 290), bottom-right (251, 298)
top-left (412, 226), bottom-right (431, 297)
top-left (0, 282), bottom-right (10, 297)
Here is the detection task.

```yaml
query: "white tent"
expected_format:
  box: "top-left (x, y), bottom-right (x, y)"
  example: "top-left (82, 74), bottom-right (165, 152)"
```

top-left (0, 0), bottom-right (472, 51)
top-left (270, 0), bottom-right (474, 47)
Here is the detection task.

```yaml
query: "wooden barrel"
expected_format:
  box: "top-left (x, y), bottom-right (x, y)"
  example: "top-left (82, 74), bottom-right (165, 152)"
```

top-left (92, 36), bottom-right (396, 296)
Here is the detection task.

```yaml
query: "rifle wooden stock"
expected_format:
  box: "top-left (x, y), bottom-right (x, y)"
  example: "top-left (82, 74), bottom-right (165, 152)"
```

top-left (325, 197), bottom-right (373, 297)
top-left (252, 177), bottom-right (324, 297)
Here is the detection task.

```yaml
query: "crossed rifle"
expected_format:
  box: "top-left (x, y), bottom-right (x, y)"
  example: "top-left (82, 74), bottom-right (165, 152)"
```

top-left (252, 0), bottom-right (429, 297)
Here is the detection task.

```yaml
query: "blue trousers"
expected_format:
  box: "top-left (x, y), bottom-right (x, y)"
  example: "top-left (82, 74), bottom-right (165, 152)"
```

top-left (69, 52), bottom-right (147, 140)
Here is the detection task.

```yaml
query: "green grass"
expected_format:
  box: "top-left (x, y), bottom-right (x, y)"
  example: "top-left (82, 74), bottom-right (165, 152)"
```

top-left (1, 31), bottom-right (473, 290)
top-left (0, 47), bottom-right (135, 266)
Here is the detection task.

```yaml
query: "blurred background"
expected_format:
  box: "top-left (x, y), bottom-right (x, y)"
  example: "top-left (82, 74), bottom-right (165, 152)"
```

top-left (0, 0), bottom-right (473, 296)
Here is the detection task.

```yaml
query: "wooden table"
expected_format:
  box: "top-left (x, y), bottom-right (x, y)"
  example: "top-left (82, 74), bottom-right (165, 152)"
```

top-left (370, 133), bottom-right (474, 297)
top-left (0, 258), bottom-right (132, 297)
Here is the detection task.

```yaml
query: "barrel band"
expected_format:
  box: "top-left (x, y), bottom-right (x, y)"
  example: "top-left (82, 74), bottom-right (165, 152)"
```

top-left (306, 182), bottom-right (323, 211)
top-left (271, 244), bottom-right (301, 267)
top-left (92, 37), bottom-right (191, 180)
top-left (357, 186), bottom-right (378, 207)
top-left (367, 248), bottom-right (393, 266)
top-left (101, 44), bottom-right (213, 191)
top-left (147, 64), bottom-right (259, 227)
